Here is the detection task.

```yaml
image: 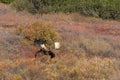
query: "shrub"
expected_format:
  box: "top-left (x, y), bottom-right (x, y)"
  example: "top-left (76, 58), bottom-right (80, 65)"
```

top-left (12, 0), bottom-right (120, 20)
top-left (27, 0), bottom-right (50, 14)
top-left (11, 0), bottom-right (50, 14)
top-left (11, 0), bottom-right (29, 11)
top-left (0, 0), bottom-right (14, 4)
top-left (17, 21), bottom-right (60, 48)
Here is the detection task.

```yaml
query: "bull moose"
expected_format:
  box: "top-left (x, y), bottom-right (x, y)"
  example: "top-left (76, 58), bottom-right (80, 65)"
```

top-left (35, 42), bottom-right (60, 59)
top-left (35, 47), bottom-right (55, 59)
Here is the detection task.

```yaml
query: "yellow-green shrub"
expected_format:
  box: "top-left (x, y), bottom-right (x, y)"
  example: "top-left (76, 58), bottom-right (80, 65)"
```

top-left (12, 0), bottom-right (120, 20)
top-left (17, 21), bottom-right (60, 48)
top-left (0, 0), bottom-right (14, 4)
top-left (11, 0), bottom-right (29, 11)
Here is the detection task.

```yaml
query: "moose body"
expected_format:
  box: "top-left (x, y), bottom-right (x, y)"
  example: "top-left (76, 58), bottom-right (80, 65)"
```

top-left (35, 42), bottom-right (60, 59)
top-left (35, 48), bottom-right (55, 59)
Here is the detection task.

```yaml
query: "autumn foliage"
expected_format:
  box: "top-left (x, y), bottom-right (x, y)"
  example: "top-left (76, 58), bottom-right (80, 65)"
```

top-left (0, 55), bottom-right (117, 80)
top-left (17, 21), bottom-right (60, 48)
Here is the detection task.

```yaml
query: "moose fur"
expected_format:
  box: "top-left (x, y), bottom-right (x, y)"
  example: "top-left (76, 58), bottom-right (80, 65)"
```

top-left (35, 48), bottom-right (55, 59)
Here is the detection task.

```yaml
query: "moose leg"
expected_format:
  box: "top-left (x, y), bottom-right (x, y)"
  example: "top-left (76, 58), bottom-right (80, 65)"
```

top-left (48, 50), bottom-right (55, 58)
top-left (35, 50), bottom-right (40, 58)
top-left (35, 49), bottom-right (55, 59)
top-left (35, 49), bottom-right (43, 58)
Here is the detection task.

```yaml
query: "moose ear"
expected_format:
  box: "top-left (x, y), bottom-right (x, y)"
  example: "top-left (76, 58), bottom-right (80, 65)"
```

top-left (54, 42), bottom-right (60, 49)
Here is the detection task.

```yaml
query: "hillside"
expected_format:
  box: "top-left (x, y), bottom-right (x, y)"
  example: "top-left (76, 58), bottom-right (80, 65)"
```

top-left (0, 3), bottom-right (120, 80)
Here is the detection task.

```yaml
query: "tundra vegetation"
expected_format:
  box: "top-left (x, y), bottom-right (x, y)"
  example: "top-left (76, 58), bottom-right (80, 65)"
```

top-left (0, 0), bottom-right (14, 4)
top-left (0, 0), bottom-right (120, 80)
top-left (11, 0), bottom-right (120, 20)
top-left (0, 19), bottom-right (120, 80)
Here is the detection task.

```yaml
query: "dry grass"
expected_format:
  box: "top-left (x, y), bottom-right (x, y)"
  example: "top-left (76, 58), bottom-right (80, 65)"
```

top-left (0, 55), bottom-right (117, 80)
top-left (60, 32), bottom-right (118, 58)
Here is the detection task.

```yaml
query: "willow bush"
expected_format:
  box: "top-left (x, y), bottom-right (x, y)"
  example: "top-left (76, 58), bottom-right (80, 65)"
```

top-left (11, 0), bottom-right (120, 20)
top-left (0, 0), bottom-right (14, 4)
top-left (17, 21), bottom-right (60, 48)
top-left (11, 0), bottom-right (29, 11)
